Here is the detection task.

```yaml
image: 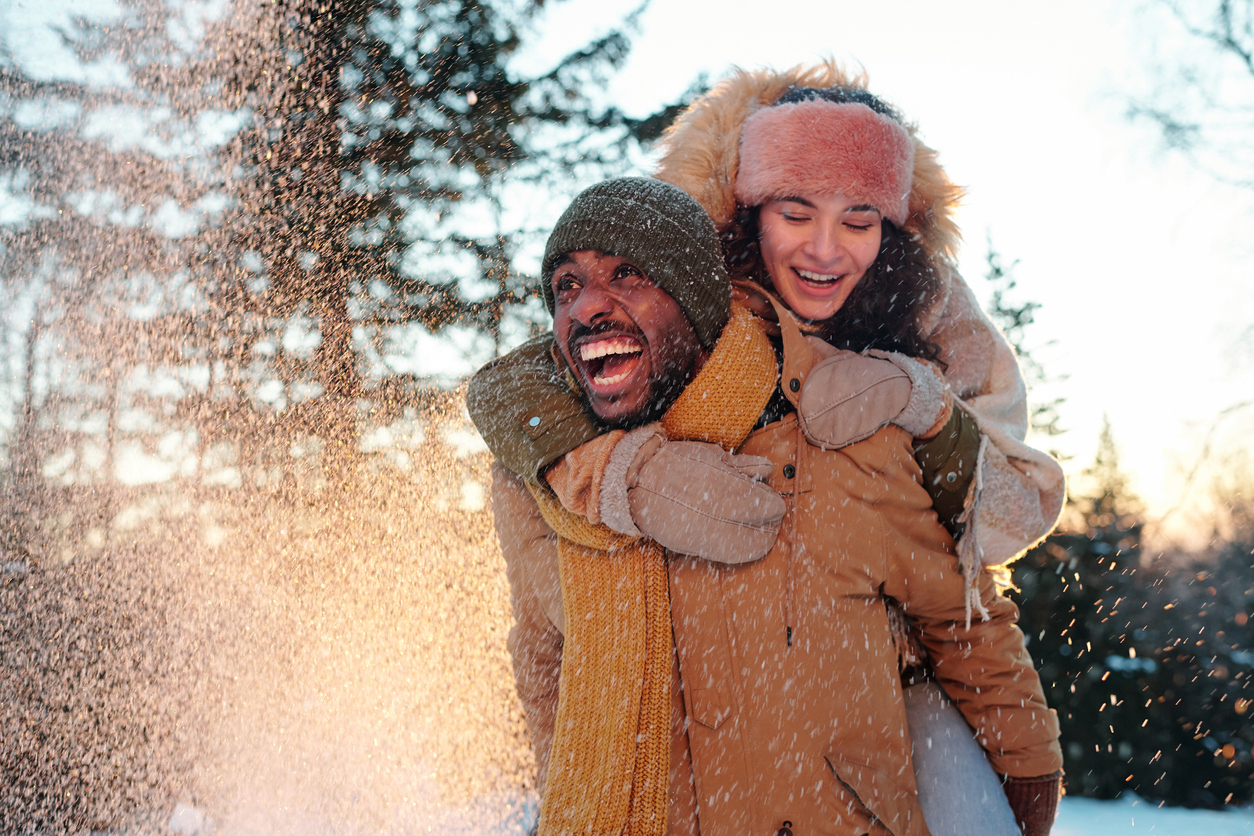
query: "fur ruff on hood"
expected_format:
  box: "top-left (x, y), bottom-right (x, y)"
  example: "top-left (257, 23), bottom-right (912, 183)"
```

top-left (653, 61), bottom-right (965, 270)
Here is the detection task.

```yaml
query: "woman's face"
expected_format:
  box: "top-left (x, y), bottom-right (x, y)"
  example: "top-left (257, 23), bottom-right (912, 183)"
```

top-left (758, 193), bottom-right (883, 322)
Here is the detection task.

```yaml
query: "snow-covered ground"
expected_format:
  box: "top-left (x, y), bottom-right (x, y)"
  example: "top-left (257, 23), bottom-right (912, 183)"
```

top-left (158, 793), bottom-right (1254, 836)
top-left (414, 793), bottom-right (1254, 836)
top-left (1054, 795), bottom-right (1254, 836)
top-left (158, 791), bottom-right (1254, 835)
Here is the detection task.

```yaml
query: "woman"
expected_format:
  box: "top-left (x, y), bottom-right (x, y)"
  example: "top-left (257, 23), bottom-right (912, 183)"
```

top-left (657, 64), bottom-right (1065, 578)
top-left (468, 66), bottom-right (1064, 836)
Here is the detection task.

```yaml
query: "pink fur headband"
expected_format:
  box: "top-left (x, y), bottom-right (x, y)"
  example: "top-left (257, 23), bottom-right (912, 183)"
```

top-left (735, 100), bottom-right (914, 226)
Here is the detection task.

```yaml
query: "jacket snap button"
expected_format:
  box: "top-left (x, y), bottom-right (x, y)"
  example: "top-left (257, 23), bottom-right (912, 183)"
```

top-left (789, 378), bottom-right (800, 392)
top-left (945, 471), bottom-right (957, 483)
top-left (528, 416), bottom-right (541, 427)
top-left (777, 821), bottom-right (793, 836)
top-left (783, 464), bottom-right (796, 479)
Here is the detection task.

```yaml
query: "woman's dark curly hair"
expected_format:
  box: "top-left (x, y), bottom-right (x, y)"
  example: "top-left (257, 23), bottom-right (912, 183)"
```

top-left (723, 85), bottom-right (945, 364)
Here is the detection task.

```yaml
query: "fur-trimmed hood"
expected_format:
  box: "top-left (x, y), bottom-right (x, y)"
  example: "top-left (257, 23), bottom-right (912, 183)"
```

top-left (650, 63), bottom-right (1066, 569)
top-left (653, 61), bottom-right (964, 268)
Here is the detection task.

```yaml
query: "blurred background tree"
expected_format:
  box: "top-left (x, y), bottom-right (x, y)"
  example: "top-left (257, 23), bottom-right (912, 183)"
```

top-left (992, 245), bottom-right (1253, 808)
top-left (992, 4), bottom-right (1254, 794)
top-left (0, 0), bottom-right (219, 565)
top-left (206, 0), bottom-right (682, 491)
top-left (0, 0), bottom-right (693, 515)
top-left (1126, 0), bottom-right (1254, 532)
top-left (982, 240), bottom-right (1066, 445)
top-left (1129, 0), bottom-right (1254, 188)
top-left (1013, 430), bottom-right (1254, 808)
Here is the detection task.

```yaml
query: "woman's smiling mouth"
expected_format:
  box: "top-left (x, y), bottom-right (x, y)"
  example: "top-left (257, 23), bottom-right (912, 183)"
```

top-left (795, 268), bottom-right (843, 289)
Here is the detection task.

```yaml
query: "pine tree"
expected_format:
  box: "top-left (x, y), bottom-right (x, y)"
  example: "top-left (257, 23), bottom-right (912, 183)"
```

top-left (0, 0), bottom-right (687, 500)
top-left (982, 240), bottom-right (1064, 440)
top-left (179, 0), bottom-right (684, 492)
top-left (1012, 420), bottom-right (1254, 806)
top-left (0, 0), bottom-right (222, 556)
top-left (1130, 495), bottom-right (1254, 807)
top-left (1012, 418), bottom-right (1147, 797)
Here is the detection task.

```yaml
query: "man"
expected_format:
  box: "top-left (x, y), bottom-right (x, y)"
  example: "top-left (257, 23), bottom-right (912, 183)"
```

top-left (469, 177), bottom-right (1062, 836)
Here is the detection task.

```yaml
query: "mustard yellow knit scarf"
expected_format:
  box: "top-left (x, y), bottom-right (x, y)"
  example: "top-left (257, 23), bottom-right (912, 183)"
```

top-left (528, 305), bottom-right (778, 835)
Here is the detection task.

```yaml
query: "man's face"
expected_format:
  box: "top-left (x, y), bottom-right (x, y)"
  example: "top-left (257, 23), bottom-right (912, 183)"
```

top-left (551, 250), bottom-right (708, 428)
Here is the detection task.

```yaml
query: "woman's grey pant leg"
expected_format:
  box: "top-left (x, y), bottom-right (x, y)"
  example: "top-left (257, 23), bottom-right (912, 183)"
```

top-left (904, 680), bottom-right (1021, 836)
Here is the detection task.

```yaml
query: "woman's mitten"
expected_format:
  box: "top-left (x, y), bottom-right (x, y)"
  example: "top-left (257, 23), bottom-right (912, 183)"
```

top-left (798, 349), bottom-right (952, 449)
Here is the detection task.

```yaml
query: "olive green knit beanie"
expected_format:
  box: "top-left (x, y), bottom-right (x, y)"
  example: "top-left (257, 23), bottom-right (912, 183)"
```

top-left (541, 177), bottom-right (731, 350)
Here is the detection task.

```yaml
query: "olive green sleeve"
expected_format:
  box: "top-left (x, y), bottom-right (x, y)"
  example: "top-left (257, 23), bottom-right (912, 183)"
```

top-left (465, 335), bottom-right (600, 480)
top-left (912, 402), bottom-right (981, 537)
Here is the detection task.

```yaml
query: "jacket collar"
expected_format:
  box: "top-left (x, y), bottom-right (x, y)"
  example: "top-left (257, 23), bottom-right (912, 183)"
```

top-left (733, 280), bottom-right (826, 413)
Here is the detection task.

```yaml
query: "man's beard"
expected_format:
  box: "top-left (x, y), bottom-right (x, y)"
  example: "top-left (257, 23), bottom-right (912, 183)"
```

top-left (566, 321), bottom-right (698, 431)
top-left (594, 364), bottom-right (693, 430)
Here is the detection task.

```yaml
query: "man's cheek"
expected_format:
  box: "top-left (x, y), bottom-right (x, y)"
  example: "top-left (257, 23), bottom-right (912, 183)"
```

top-left (558, 332), bottom-right (586, 382)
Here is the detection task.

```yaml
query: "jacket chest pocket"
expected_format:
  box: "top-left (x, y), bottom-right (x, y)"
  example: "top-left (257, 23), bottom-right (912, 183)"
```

top-left (690, 687), bottom-right (732, 730)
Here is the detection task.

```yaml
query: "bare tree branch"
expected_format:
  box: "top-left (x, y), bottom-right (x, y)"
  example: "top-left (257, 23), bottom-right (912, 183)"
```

top-left (1130, 0), bottom-right (1254, 187)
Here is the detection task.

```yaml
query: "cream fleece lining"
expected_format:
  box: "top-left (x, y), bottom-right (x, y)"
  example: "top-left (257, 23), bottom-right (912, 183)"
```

top-left (599, 423), bottom-right (663, 537)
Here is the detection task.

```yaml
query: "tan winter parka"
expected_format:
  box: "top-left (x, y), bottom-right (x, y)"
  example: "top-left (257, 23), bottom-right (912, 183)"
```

top-left (493, 308), bottom-right (1062, 836)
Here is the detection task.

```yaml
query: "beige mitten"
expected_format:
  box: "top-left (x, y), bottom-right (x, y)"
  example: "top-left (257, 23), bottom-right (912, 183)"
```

top-left (799, 349), bottom-right (953, 449)
top-left (600, 424), bottom-right (785, 564)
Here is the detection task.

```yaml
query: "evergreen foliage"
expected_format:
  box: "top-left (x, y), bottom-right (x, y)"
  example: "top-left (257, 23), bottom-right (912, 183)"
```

top-left (197, 0), bottom-right (687, 487)
top-left (981, 240), bottom-right (1064, 440)
top-left (1012, 423), bottom-right (1254, 807)
top-left (987, 240), bottom-right (1252, 808)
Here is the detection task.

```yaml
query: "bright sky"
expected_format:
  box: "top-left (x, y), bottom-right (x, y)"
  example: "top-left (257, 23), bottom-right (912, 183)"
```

top-left (516, 0), bottom-right (1254, 542)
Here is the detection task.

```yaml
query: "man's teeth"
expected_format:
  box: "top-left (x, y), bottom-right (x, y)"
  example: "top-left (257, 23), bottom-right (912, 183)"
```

top-left (581, 337), bottom-right (641, 386)
top-left (579, 338), bottom-right (642, 361)
top-left (593, 370), bottom-right (632, 386)
top-left (796, 269), bottom-right (839, 284)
